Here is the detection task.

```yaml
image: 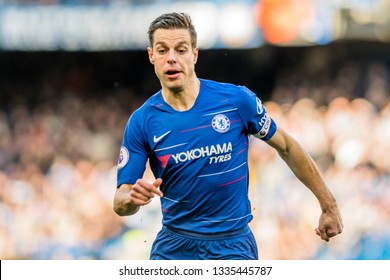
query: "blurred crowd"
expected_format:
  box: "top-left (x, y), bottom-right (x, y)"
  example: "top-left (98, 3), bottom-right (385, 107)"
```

top-left (0, 47), bottom-right (390, 260)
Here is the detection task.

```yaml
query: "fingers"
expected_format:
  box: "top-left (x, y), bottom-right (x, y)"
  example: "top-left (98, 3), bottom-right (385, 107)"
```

top-left (130, 190), bottom-right (153, 206)
top-left (315, 228), bottom-right (330, 242)
top-left (315, 226), bottom-right (342, 242)
top-left (130, 178), bottom-right (163, 206)
top-left (326, 229), bottom-right (339, 238)
top-left (152, 178), bottom-right (164, 197)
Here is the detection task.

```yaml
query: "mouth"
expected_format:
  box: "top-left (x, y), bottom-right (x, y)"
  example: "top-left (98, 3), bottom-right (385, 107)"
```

top-left (165, 69), bottom-right (181, 79)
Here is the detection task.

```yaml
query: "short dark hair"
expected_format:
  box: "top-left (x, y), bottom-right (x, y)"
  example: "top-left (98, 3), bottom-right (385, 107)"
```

top-left (148, 12), bottom-right (197, 49)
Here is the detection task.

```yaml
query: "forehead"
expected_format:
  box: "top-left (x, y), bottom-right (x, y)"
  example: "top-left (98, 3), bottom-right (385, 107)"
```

top-left (153, 28), bottom-right (192, 46)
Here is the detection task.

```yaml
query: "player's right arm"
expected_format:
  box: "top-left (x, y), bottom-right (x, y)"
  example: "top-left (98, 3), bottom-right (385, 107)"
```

top-left (113, 178), bottom-right (163, 216)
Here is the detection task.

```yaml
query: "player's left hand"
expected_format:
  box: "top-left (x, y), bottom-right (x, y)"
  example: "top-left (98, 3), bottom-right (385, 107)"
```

top-left (315, 206), bottom-right (343, 242)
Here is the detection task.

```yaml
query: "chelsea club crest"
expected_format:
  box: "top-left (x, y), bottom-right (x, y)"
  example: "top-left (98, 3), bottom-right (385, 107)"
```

top-left (212, 114), bottom-right (230, 133)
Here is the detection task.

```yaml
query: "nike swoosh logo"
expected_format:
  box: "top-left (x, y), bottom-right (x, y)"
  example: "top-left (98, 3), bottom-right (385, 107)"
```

top-left (153, 131), bottom-right (171, 143)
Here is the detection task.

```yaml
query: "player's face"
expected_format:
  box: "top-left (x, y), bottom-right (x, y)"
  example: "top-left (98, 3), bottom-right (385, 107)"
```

top-left (148, 28), bottom-right (198, 94)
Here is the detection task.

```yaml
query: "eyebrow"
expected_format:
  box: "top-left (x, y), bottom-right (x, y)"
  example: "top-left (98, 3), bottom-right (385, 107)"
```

top-left (154, 40), bottom-right (190, 48)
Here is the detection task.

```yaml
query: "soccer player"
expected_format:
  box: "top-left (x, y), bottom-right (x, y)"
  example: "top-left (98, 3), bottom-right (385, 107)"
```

top-left (113, 12), bottom-right (343, 260)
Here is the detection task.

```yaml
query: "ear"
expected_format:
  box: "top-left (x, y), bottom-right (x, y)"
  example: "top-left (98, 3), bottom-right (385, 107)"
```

top-left (193, 47), bottom-right (199, 64)
top-left (147, 47), bottom-right (154, 64)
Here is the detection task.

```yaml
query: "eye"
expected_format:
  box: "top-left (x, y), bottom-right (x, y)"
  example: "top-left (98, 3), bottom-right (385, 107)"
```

top-left (177, 49), bottom-right (187, 54)
top-left (157, 49), bottom-right (166, 54)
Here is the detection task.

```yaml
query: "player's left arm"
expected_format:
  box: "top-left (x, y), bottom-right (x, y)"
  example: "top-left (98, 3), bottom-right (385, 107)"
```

top-left (258, 126), bottom-right (343, 241)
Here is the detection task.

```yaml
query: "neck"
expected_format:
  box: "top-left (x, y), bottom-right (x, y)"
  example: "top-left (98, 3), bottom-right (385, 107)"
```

top-left (162, 78), bottom-right (200, 111)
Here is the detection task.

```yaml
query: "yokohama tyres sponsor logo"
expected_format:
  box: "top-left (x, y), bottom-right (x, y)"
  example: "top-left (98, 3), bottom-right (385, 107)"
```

top-left (171, 142), bottom-right (233, 164)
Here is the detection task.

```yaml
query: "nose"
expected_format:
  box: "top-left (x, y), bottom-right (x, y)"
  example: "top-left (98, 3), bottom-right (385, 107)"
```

top-left (167, 49), bottom-right (176, 64)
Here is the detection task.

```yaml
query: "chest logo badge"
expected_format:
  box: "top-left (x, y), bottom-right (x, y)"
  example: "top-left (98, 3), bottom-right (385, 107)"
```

top-left (212, 114), bottom-right (230, 133)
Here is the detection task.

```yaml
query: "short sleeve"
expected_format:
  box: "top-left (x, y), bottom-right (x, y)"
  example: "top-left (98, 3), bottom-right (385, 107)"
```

top-left (235, 86), bottom-right (277, 140)
top-left (116, 112), bottom-right (149, 187)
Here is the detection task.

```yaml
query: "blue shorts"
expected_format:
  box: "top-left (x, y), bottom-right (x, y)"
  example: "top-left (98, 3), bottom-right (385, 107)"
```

top-left (149, 225), bottom-right (258, 260)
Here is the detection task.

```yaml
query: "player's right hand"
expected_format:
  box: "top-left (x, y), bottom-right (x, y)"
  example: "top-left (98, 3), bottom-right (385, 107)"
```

top-left (130, 178), bottom-right (163, 206)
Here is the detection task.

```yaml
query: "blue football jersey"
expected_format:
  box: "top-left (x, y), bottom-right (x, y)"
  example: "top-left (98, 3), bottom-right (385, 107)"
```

top-left (117, 79), bottom-right (277, 234)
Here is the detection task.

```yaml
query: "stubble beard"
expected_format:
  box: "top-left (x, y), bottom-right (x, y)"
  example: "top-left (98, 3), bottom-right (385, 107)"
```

top-left (162, 77), bottom-right (185, 95)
